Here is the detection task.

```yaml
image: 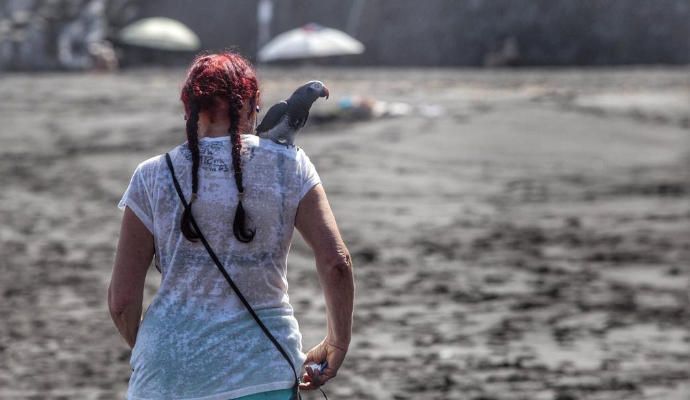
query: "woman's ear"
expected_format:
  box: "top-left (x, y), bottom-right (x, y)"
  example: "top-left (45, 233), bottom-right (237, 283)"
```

top-left (248, 93), bottom-right (259, 118)
top-left (254, 90), bottom-right (261, 113)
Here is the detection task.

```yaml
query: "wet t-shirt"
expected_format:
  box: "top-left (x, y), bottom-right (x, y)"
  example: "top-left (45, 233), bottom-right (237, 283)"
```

top-left (118, 134), bottom-right (320, 400)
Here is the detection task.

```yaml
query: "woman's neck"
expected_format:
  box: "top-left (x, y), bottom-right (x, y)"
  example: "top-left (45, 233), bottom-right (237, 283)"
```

top-left (196, 110), bottom-right (253, 138)
top-left (198, 121), bottom-right (231, 138)
top-left (197, 109), bottom-right (231, 138)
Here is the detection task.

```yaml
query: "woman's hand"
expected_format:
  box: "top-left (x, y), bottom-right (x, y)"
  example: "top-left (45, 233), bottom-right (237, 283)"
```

top-left (299, 338), bottom-right (348, 390)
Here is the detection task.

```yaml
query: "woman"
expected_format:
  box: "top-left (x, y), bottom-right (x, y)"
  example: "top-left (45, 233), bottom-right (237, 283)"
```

top-left (108, 52), bottom-right (354, 400)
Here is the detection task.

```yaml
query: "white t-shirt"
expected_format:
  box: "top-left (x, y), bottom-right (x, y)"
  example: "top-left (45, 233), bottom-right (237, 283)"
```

top-left (118, 134), bottom-right (320, 400)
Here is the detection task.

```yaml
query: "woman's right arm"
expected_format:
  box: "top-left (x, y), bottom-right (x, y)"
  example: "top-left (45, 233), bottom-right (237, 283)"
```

top-left (295, 183), bottom-right (355, 390)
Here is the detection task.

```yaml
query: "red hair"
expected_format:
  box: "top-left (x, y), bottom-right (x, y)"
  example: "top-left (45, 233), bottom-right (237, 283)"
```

top-left (179, 51), bottom-right (259, 243)
top-left (180, 52), bottom-right (259, 117)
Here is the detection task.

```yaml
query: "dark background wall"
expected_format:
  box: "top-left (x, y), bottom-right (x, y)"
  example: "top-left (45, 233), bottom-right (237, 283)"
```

top-left (135, 0), bottom-right (690, 66)
top-left (1, 0), bottom-right (688, 70)
top-left (135, 0), bottom-right (259, 58)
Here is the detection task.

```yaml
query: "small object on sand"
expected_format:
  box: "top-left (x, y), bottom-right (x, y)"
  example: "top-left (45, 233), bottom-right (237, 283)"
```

top-left (256, 81), bottom-right (329, 146)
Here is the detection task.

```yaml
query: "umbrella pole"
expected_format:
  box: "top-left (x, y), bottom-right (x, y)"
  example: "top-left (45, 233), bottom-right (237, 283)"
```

top-left (257, 0), bottom-right (274, 60)
top-left (346, 0), bottom-right (366, 36)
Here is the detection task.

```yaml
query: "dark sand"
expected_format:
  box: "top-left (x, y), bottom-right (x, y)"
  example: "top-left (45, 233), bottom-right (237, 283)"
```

top-left (0, 66), bottom-right (688, 399)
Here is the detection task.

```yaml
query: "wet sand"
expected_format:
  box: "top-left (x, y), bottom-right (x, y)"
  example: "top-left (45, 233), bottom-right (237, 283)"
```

top-left (0, 66), bottom-right (688, 399)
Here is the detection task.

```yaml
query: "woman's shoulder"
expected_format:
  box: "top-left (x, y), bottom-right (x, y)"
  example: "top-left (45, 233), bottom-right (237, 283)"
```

top-left (247, 134), bottom-right (311, 161)
top-left (158, 135), bottom-right (311, 164)
top-left (137, 153), bottom-right (165, 170)
top-left (130, 153), bottom-right (166, 182)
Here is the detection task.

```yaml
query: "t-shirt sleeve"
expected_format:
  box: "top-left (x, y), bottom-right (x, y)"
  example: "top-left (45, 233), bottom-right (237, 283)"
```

top-left (118, 163), bottom-right (154, 234)
top-left (298, 150), bottom-right (322, 200)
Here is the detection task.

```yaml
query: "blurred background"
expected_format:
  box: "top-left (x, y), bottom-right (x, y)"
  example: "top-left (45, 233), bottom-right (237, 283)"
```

top-left (0, 1), bottom-right (688, 399)
top-left (1, 0), bottom-right (690, 69)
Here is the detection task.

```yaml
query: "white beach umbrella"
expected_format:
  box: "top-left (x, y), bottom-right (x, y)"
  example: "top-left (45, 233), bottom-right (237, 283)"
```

top-left (118, 17), bottom-right (200, 51)
top-left (258, 23), bottom-right (364, 62)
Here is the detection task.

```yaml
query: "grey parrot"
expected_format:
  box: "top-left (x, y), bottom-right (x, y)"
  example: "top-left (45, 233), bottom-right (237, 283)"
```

top-left (256, 80), bottom-right (329, 146)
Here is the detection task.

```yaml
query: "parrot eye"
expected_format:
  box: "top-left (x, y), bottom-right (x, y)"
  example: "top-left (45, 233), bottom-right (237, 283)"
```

top-left (310, 82), bottom-right (323, 91)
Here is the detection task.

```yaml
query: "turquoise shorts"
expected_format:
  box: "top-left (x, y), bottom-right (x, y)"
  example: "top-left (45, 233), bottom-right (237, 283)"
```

top-left (232, 388), bottom-right (294, 400)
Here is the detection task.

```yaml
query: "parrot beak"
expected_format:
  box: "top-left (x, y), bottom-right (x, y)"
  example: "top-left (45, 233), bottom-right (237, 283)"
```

top-left (321, 86), bottom-right (329, 99)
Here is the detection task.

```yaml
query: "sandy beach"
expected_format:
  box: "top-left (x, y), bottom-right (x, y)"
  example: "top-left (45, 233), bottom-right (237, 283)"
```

top-left (0, 66), bottom-right (688, 400)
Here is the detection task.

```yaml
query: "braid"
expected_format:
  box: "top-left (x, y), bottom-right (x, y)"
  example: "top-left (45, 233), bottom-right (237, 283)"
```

top-left (181, 99), bottom-right (201, 242)
top-left (178, 51), bottom-right (259, 243)
top-left (229, 100), bottom-right (255, 243)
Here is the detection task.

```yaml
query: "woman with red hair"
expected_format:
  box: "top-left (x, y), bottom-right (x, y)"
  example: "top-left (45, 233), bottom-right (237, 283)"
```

top-left (108, 51), bottom-right (354, 400)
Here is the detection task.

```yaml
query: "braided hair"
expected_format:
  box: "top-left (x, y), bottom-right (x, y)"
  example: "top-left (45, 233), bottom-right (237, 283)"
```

top-left (179, 52), bottom-right (259, 243)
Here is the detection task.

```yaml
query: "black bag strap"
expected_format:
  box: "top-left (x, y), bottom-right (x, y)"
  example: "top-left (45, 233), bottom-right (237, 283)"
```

top-left (165, 153), bottom-right (313, 399)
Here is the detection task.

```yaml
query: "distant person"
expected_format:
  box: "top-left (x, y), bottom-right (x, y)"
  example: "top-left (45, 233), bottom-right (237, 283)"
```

top-left (483, 36), bottom-right (521, 67)
top-left (107, 51), bottom-right (354, 400)
top-left (57, 0), bottom-right (110, 70)
top-left (87, 40), bottom-right (118, 71)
